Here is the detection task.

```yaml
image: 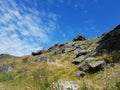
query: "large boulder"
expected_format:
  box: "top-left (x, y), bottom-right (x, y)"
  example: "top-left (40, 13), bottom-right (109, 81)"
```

top-left (32, 50), bottom-right (46, 56)
top-left (53, 80), bottom-right (80, 90)
top-left (88, 60), bottom-right (106, 73)
top-left (48, 43), bottom-right (66, 55)
top-left (78, 61), bottom-right (90, 72)
top-left (73, 50), bottom-right (88, 59)
top-left (78, 57), bottom-right (106, 73)
top-left (72, 56), bottom-right (86, 65)
top-left (75, 71), bottom-right (85, 77)
top-left (0, 64), bottom-right (13, 73)
top-left (73, 35), bottom-right (86, 42)
top-left (96, 24), bottom-right (120, 53)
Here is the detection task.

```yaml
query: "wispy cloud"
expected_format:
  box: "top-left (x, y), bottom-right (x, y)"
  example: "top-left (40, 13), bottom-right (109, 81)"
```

top-left (0, 0), bottom-right (57, 56)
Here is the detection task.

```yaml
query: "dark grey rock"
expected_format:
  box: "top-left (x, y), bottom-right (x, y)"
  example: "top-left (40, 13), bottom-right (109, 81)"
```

top-left (53, 48), bottom-right (65, 55)
top-left (75, 71), bottom-right (85, 77)
top-left (74, 48), bottom-right (82, 54)
top-left (64, 47), bottom-right (76, 53)
top-left (72, 56), bottom-right (86, 65)
top-left (78, 57), bottom-right (106, 73)
top-left (77, 62), bottom-right (90, 71)
top-left (32, 50), bottom-right (46, 56)
top-left (96, 24), bottom-right (120, 53)
top-left (73, 35), bottom-right (86, 42)
top-left (85, 57), bottom-right (94, 63)
top-left (73, 50), bottom-right (88, 59)
top-left (48, 43), bottom-right (66, 55)
top-left (0, 64), bottom-right (13, 73)
top-left (48, 43), bottom-right (65, 52)
top-left (89, 60), bottom-right (106, 68)
top-left (78, 50), bottom-right (88, 55)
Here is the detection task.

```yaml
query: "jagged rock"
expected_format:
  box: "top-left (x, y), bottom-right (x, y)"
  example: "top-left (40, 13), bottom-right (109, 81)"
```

top-left (53, 51), bottom-right (62, 56)
top-left (48, 43), bottom-right (65, 52)
top-left (75, 71), bottom-right (85, 77)
top-left (73, 53), bottom-right (82, 59)
top-left (0, 64), bottom-right (13, 73)
top-left (73, 35), bottom-right (86, 42)
top-left (91, 51), bottom-right (98, 56)
top-left (88, 60), bottom-right (106, 73)
top-left (64, 47), bottom-right (75, 53)
top-left (32, 50), bottom-right (46, 56)
top-left (51, 42), bottom-right (80, 55)
top-left (74, 48), bottom-right (82, 54)
top-left (79, 50), bottom-right (88, 55)
top-left (85, 57), bottom-right (94, 63)
top-left (89, 60), bottom-right (106, 68)
top-left (73, 50), bottom-right (88, 59)
top-left (53, 47), bottom-right (65, 55)
top-left (96, 24), bottom-right (120, 53)
top-left (53, 80), bottom-right (80, 90)
top-left (78, 57), bottom-right (106, 73)
top-left (78, 61), bottom-right (89, 71)
top-left (64, 42), bottom-right (76, 53)
top-left (34, 56), bottom-right (53, 62)
top-left (72, 56), bottom-right (86, 65)
top-left (48, 43), bottom-right (66, 55)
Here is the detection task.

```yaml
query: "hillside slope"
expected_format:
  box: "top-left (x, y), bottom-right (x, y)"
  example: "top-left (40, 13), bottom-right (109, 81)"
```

top-left (0, 25), bottom-right (120, 90)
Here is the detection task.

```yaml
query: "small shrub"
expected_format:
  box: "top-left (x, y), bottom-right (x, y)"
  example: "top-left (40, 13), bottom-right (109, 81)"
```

top-left (0, 72), bottom-right (14, 82)
top-left (32, 68), bottom-right (52, 89)
top-left (111, 52), bottom-right (120, 63)
top-left (116, 81), bottom-right (120, 90)
top-left (97, 51), bottom-right (120, 63)
top-left (22, 57), bottom-right (29, 63)
top-left (102, 53), bottom-right (113, 63)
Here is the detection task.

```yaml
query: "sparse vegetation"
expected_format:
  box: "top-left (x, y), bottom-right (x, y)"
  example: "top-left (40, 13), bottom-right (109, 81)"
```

top-left (95, 51), bottom-right (120, 63)
top-left (0, 25), bottom-right (120, 90)
top-left (0, 72), bottom-right (14, 82)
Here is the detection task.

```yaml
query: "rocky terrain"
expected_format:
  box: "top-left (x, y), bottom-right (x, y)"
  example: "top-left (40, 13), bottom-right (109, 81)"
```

top-left (0, 25), bottom-right (120, 90)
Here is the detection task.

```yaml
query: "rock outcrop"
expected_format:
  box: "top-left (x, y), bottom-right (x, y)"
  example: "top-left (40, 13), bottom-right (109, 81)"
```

top-left (96, 24), bottom-right (120, 53)
top-left (32, 50), bottom-right (47, 56)
top-left (30, 25), bottom-right (120, 78)
top-left (0, 64), bottom-right (13, 73)
top-left (72, 35), bottom-right (86, 41)
top-left (78, 58), bottom-right (106, 73)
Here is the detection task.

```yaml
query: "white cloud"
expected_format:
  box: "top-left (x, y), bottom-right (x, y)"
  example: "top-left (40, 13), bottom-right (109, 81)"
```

top-left (0, 0), bottom-right (57, 56)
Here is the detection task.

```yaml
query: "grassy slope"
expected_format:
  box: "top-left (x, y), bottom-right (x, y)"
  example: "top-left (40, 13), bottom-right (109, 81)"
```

top-left (0, 40), bottom-right (120, 90)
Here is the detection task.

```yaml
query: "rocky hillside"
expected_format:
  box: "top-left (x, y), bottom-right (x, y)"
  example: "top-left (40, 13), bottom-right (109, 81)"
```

top-left (96, 24), bottom-right (120, 53)
top-left (0, 25), bottom-right (120, 90)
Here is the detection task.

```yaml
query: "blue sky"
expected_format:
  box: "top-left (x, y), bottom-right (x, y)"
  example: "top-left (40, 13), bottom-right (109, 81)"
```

top-left (0, 0), bottom-right (120, 56)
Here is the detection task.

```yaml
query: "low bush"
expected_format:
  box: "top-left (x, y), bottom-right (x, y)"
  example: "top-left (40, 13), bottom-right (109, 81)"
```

top-left (0, 72), bottom-right (14, 82)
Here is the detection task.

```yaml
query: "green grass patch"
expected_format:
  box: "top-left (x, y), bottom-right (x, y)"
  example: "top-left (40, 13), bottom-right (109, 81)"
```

top-left (0, 72), bottom-right (14, 82)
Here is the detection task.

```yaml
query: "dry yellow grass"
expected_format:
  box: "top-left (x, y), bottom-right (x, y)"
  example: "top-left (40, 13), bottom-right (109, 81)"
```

top-left (0, 51), bottom-right (120, 90)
